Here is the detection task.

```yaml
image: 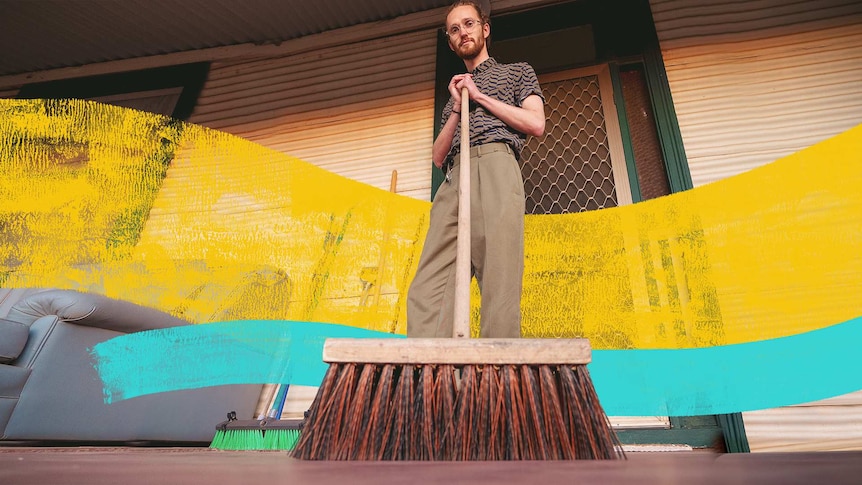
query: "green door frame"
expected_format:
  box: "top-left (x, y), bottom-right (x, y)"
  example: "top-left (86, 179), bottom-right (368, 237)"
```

top-left (430, 0), bottom-right (748, 452)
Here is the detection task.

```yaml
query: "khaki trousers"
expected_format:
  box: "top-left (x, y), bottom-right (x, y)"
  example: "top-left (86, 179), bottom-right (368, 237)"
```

top-left (407, 143), bottom-right (524, 338)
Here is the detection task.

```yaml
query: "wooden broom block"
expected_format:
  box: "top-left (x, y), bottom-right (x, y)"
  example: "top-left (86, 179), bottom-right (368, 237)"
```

top-left (322, 338), bottom-right (591, 365)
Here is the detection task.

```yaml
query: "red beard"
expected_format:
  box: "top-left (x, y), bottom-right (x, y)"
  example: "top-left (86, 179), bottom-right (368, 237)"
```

top-left (453, 34), bottom-right (484, 60)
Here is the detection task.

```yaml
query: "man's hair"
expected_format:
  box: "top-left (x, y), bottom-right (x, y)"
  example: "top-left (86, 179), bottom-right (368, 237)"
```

top-left (444, 0), bottom-right (491, 27)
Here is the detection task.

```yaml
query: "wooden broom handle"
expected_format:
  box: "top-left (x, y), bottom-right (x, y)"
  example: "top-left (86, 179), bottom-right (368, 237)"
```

top-left (453, 87), bottom-right (471, 339)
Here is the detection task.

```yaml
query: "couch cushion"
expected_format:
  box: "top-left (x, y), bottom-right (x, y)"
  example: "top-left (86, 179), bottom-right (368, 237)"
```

top-left (0, 318), bottom-right (28, 364)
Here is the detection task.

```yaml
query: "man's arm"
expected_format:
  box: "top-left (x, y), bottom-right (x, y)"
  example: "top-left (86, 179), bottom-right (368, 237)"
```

top-left (432, 74), bottom-right (470, 169)
top-left (456, 74), bottom-right (545, 137)
top-left (432, 110), bottom-right (460, 169)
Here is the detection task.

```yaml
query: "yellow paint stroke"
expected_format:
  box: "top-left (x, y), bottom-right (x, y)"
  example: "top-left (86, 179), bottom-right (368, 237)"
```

top-left (2, 99), bottom-right (861, 348)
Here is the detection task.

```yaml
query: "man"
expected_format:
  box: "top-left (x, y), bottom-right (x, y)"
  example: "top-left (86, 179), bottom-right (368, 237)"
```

top-left (406, 0), bottom-right (545, 338)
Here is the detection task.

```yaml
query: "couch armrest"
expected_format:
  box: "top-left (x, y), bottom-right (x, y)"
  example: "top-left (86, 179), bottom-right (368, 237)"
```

top-left (0, 318), bottom-right (29, 364)
top-left (6, 290), bottom-right (191, 333)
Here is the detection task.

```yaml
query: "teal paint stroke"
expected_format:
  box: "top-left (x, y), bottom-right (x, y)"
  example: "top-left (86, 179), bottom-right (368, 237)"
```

top-left (92, 317), bottom-right (862, 416)
top-left (91, 320), bottom-right (403, 403)
top-left (592, 315), bottom-right (862, 416)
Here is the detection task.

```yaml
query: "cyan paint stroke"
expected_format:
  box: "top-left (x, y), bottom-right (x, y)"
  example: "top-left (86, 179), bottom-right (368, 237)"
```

top-left (92, 317), bottom-right (862, 416)
top-left (593, 314), bottom-right (862, 416)
top-left (91, 320), bottom-right (403, 403)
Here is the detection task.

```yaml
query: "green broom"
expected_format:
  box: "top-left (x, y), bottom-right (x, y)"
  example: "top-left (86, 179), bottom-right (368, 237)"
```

top-left (210, 384), bottom-right (303, 450)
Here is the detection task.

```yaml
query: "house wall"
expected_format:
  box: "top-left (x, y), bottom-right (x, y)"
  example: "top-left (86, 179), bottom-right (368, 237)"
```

top-left (650, 0), bottom-right (862, 188)
top-left (743, 391), bottom-right (862, 452)
top-left (187, 30), bottom-right (439, 201)
top-left (650, 0), bottom-right (862, 452)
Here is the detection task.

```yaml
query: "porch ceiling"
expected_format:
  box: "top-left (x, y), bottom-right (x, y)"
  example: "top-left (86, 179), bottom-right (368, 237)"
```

top-left (0, 0), bottom-right (456, 77)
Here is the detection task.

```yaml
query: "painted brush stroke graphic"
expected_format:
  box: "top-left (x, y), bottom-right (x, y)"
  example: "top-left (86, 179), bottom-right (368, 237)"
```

top-left (3, 99), bottom-right (862, 415)
top-left (91, 319), bottom-right (404, 404)
top-left (91, 315), bottom-right (862, 416)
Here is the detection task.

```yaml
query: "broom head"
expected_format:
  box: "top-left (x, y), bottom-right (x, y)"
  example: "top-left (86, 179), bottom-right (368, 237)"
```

top-left (291, 338), bottom-right (623, 461)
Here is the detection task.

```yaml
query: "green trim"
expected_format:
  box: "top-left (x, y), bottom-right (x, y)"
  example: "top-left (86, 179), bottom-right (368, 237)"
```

top-left (641, 43), bottom-right (693, 192)
top-left (16, 63), bottom-right (210, 121)
top-left (608, 62), bottom-right (643, 203)
top-left (671, 414), bottom-right (719, 429)
top-left (433, 0), bottom-right (743, 450)
top-left (718, 413), bottom-right (751, 453)
top-left (614, 415), bottom-right (725, 450)
top-left (636, 12), bottom-right (740, 449)
top-left (616, 428), bottom-right (723, 449)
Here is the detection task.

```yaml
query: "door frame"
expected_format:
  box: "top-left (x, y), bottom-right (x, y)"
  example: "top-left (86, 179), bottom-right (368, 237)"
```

top-left (431, 0), bottom-right (747, 452)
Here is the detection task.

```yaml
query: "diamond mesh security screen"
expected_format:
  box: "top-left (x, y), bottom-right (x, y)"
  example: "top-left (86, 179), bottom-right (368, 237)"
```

top-left (521, 75), bottom-right (618, 215)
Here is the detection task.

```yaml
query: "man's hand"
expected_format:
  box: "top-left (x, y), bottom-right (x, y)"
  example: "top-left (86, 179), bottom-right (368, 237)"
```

top-left (449, 74), bottom-right (481, 104)
top-left (447, 75), bottom-right (464, 105)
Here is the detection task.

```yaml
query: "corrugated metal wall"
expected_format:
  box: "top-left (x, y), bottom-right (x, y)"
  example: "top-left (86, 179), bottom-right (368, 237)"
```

top-left (743, 391), bottom-right (862, 452)
top-left (650, 0), bottom-right (862, 452)
top-left (188, 30), bottom-right (438, 200)
top-left (651, 0), bottom-right (862, 188)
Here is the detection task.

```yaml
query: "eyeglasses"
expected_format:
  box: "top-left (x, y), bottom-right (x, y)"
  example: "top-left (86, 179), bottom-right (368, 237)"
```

top-left (443, 18), bottom-right (482, 38)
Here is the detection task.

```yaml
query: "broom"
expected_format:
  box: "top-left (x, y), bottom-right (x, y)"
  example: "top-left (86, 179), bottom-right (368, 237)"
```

top-left (291, 89), bottom-right (622, 460)
top-left (210, 384), bottom-right (303, 450)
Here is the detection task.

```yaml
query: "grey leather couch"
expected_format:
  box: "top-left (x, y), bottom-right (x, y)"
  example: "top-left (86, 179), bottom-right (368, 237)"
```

top-left (0, 288), bottom-right (263, 443)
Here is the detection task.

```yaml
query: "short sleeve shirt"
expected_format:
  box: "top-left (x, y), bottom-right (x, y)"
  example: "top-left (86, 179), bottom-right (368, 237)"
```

top-left (442, 57), bottom-right (543, 168)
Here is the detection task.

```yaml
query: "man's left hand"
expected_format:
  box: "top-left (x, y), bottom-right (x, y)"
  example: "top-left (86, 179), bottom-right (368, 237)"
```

top-left (454, 74), bottom-right (483, 102)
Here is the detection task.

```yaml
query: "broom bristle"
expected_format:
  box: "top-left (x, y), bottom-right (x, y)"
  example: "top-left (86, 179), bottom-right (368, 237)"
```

top-left (292, 362), bottom-right (340, 459)
top-left (210, 416), bottom-right (304, 451)
top-left (291, 362), bottom-right (623, 461)
top-left (360, 363), bottom-right (394, 459)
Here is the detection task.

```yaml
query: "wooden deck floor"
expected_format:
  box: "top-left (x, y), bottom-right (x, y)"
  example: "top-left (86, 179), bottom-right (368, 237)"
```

top-left (1, 447), bottom-right (861, 485)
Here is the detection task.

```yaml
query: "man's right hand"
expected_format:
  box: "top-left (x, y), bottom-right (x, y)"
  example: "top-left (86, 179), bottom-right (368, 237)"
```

top-left (448, 74), bottom-right (472, 104)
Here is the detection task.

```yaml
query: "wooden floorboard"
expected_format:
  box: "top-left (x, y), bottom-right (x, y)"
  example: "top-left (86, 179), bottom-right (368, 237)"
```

top-left (1, 448), bottom-right (860, 484)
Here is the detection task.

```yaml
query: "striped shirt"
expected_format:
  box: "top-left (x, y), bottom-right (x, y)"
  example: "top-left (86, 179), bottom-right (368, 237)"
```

top-left (442, 57), bottom-right (543, 169)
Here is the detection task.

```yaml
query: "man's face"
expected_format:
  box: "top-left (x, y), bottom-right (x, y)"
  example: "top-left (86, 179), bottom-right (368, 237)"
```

top-left (446, 5), bottom-right (488, 60)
